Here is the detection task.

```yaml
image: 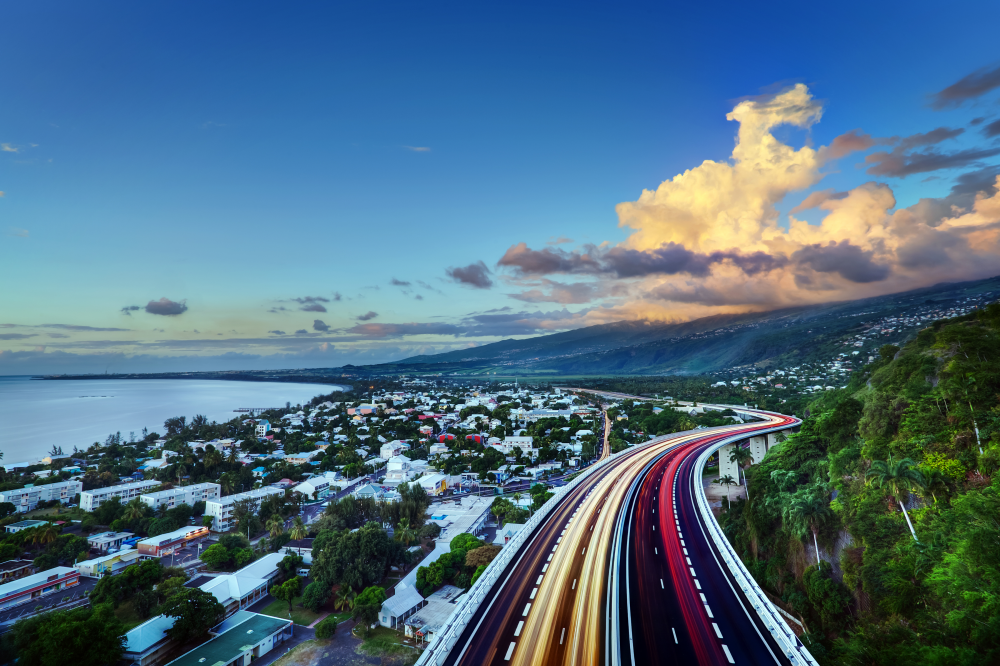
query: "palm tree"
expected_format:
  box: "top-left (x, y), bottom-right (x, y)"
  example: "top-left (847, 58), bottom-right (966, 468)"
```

top-left (175, 463), bottom-right (187, 486)
top-left (394, 517), bottom-right (417, 547)
top-left (124, 498), bottom-right (146, 523)
top-left (203, 449), bottom-right (223, 471)
top-left (866, 456), bottom-right (925, 541)
top-left (220, 473), bottom-right (235, 495)
top-left (227, 443), bottom-right (240, 465)
top-left (266, 514), bottom-right (285, 539)
top-left (334, 585), bottom-right (356, 612)
top-left (920, 469), bottom-right (948, 505)
top-left (728, 445), bottom-right (753, 485)
top-left (713, 474), bottom-right (737, 507)
top-left (289, 516), bottom-right (307, 553)
top-left (784, 490), bottom-right (832, 566)
top-left (32, 523), bottom-right (59, 546)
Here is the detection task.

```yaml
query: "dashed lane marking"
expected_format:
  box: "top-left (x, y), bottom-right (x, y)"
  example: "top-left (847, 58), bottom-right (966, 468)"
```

top-left (514, 620), bottom-right (524, 636)
top-left (694, 579), bottom-right (701, 590)
top-left (705, 605), bottom-right (714, 618)
top-left (530, 588), bottom-right (538, 599)
top-left (672, 628), bottom-right (678, 644)
top-left (560, 628), bottom-right (566, 645)
top-left (536, 575), bottom-right (543, 585)
top-left (722, 644), bottom-right (735, 664)
top-left (572, 579), bottom-right (577, 590)
top-left (712, 623), bottom-right (723, 638)
top-left (505, 642), bottom-right (516, 660)
top-left (660, 579), bottom-right (664, 589)
top-left (523, 603), bottom-right (532, 616)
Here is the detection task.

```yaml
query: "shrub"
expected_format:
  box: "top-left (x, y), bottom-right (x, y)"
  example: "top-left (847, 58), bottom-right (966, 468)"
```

top-left (315, 615), bottom-right (338, 640)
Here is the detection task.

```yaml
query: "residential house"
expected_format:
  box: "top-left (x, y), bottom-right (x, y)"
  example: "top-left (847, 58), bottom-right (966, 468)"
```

top-left (255, 420), bottom-right (271, 437)
top-left (493, 523), bottom-right (526, 546)
top-left (162, 611), bottom-right (293, 666)
top-left (379, 582), bottom-right (425, 629)
top-left (87, 531), bottom-right (134, 553)
top-left (5, 520), bottom-right (48, 533)
top-left (416, 474), bottom-right (448, 496)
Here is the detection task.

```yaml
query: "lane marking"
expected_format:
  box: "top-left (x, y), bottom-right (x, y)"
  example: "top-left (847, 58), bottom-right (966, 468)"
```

top-left (672, 628), bottom-right (678, 644)
top-left (582, 547), bottom-right (586, 554)
top-left (504, 642), bottom-right (516, 660)
top-left (530, 588), bottom-right (538, 600)
top-left (686, 557), bottom-right (692, 565)
top-left (705, 604), bottom-right (714, 618)
top-left (700, 593), bottom-right (707, 602)
top-left (655, 547), bottom-right (658, 554)
top-left (536, 575), bottom-right (543, 585)
top-left (542, 564), bottom-right (548, 572)
top-left (523, 603), bottom-right (532, 616)
top-left (689, 567), bottom-right (696, 576)
top-left (694, 579), bottom-right (701, 590)
top-left (547, 554), bottom-right (553, 561)
top-left (712, 622), bottom-right (723, 638)
top-left (660, 579), bottom-right (664, 589)
top-left (560, 627), bottom-right (566, 645)
top-left (552, 544), bottom-right (559, 551)
top-left (572, 579), bottom-right (577, 590)
top-left (514, 620), bottom-right (524, 637)
top-left (722, 644), bottom-right (735, 664)
top-left (683, 548), bottom-right (689, 555)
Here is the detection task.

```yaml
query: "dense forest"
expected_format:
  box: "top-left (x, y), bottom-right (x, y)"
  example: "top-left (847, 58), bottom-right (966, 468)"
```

top-left (719, 306), bottom-right (1000, 665)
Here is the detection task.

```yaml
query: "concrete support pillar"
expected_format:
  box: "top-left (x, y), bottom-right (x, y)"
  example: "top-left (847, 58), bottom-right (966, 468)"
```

top-left (749, 435), bottom-right (767, 464)
top-left (766, 432), bottom-right (783, 451)
top-left (719, 443), bottom-right (739, 482)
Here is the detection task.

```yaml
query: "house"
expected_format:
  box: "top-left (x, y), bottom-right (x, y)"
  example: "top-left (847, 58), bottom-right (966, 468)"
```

top-left (416, 474), bottom-right (448, 496)
top-left (196, 554), bottom-right (284, 617)
top-left (292, 477), bottom-right (332, 500)
top-left (403, 585), bottom-right (465, 644)
top-left (80, 480), bottom-right (160, 512)
top-left (122, 614), bottom-right (177, 666)
top-left (493, 523), bottom-right (526, 546)
top-left (5, 520), bottom-right (49, 533)
top-left (379, 582), bottom-right (425, 629)
top-left (384, 455), bottom-right (414, 485)
top-left (139, 483), bottom-right (220, 512)
top-left (0, 480), bottom-right (83, 513)
top-left (380, 441), bottom-right (404, 459)
top-left (0, 560), bottom-right (33, 583)
top-left (251, 466), bottom-right (267, 478)
top-left (255, 420), bottom-right (271, 437)
top-left (203, 487), bottom-right (284, 532)
top-left (75, 548), bottom-right (142, 578)
top-left (0, 566), bottom-right (78, 610)
top-left (87, 531), bottom-right (134, 553)
top-left (137, 526), bottom-right (210, 558)
top-left (284, 451), bottom-right (319, 465)
top-left (162, 611), bottom-right (293, 666)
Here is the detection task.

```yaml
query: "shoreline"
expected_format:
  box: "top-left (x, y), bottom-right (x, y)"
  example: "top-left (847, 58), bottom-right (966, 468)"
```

top-left (31, 372), bottom-right (352, 391)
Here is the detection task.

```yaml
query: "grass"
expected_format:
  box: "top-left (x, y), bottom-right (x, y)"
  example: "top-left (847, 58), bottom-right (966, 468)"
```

top-left (267, 640), bottom-right (327, 666)
top-left (356, 626), bottom-right (420, 662)
top-left (259, 596), bottom-right (323, 626)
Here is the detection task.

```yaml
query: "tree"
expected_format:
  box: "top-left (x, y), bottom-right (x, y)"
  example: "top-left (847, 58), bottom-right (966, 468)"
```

top-left (273, 577), bottom-right (302, 616)
top-left (289, 516), bottom-right (307, 550)
top-left (314, 614), bottom-right (338, 639)
top-left (160, 588), bottom-right (225, 642)
top-left (334, 585), bottom-right (356, 612)
top-left (199, 543), bottom-right (232, 570)
top-left (267, 514), bottom-right (285, 539)
top-left (783, 487), bottom-right (832, 567)
top-left (352, 586), bottom-right (386, 636)
top-left (10, 604), bottom-right (126, 666)
top-left (302, 581), bottom-right (330, 613)
top-left (866, 456), bottom-right (925, 541)
top-left (728, 445), bottom-right (753, 486)
top-left (713, 474), bottom-right (737, 507)
top-left (465, 545), bottom-right (501, 569)
top-left (123, 498), bottom-right (147, 523)
top-left (394, 517), bottom-right (417, 547)
top-left (31, 523), bottom-right (60, 547)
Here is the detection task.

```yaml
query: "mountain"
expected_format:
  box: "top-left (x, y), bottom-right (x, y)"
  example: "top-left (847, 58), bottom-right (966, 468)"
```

top-left (366, 275), bottom-right (1000, 376)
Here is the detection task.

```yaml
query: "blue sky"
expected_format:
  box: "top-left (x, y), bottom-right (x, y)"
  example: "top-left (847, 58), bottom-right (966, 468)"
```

top-left (3, 0), bottom-right (1000, 373)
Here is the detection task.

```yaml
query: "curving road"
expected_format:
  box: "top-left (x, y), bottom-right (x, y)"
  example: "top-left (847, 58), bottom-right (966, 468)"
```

top-left (439, 398), bottom-right (801, 666)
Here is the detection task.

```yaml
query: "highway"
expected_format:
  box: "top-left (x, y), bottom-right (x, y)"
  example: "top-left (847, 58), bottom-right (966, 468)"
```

top-left (438, 395), bottom-right (803, 666)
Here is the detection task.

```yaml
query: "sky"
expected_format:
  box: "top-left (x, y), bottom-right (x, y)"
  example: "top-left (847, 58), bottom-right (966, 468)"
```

top-left (3, 0), bottom-right (1000, 374)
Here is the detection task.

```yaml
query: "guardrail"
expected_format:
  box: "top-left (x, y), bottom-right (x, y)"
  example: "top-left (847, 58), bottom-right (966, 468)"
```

top-left (691, 414), bottom-right (818, 666)
top-left (415, 434), bottom-right (638, 666)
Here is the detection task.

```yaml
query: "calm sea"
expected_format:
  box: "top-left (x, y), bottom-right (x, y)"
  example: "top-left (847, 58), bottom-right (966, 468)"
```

top-left (0, 376), bottom-right (344, 463)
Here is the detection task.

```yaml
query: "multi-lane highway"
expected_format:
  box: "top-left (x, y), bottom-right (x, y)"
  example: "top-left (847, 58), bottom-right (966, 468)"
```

top-left (433, 395), bottom-right (805, 666)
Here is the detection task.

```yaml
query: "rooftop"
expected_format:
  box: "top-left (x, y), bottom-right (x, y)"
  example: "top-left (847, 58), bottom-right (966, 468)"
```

top-left (165, 612), bottom-right (290, 666)
top-left (124, 614), bottom-right (176, 654)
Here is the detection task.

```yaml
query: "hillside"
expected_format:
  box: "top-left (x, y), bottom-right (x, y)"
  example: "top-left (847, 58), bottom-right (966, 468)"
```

top-left (373, 275), bottom-right (1000, 376)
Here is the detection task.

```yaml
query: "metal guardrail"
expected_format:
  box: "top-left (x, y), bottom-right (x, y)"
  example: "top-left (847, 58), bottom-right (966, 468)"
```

top-left (690, 411), bottom-right (818, 666)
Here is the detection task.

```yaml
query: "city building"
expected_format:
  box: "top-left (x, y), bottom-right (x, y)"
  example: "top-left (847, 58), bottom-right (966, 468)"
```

top-left (139, 483), bottom-right (220, 512)
top-left (80, 480), bottom-right (160, 512)
top-left (493, 523), bottom-right (526, 546)
top-left (198, 554), bottom-right (283, 617)
top-left (416, 474), bottom-right (448, 496)
top-left (5, 519), bottom-right (49, 533)
top-left (122, 614), bottom-right (177, 666)
top-left (75, 548), bottom-right (142, 578)
top-left (136, 526), bottom-right (210, 558)
top-left (255, 420), bottom-right (271, 437)
top-left (0, 480), bottom-right (83, 513)
top-left (291, 476), bottom-right (333, 500)
top-left (0, 566), bottom-right (78, 611)
top-left (163, 611), bottom-right (292, 666)
top-left (203, 487), bottom-right (284, 532)
top-left (87, 531), bottom-right (134, 553)
top-left (379, 582), bottom-right (425, 629)
top-left (0, 560), bottom-right (34, 583)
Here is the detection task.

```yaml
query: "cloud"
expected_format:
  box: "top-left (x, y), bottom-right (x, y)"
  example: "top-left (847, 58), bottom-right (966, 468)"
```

top-left (145, 298), bottom-right (188, 316)
top-left (510, 280), bottom-right (604, 304)
top-left (791, 189), bottom-right (849, 213)
top-left (498, 244), bottom-right (598, 275)
top-left (0, 333), bottom-right (36, 340)
top-left (825, 130), bottom-right (877, 159)
top-left (1, 143), bottom-right (19, 153)
top-left (356, 311), bottom-right (378, 321)
top-left (39, 324), bottom-right (130, 332)
top-left (930, 64), bottom-right (1000, 109)
top-left (120, 305), bottom-right (141, 316)
top-left (446, 261), bottom-right (494, 288)
top-left (7, 228), bottom-right (28, 238)
top-left (294, 329), bottom-right (309, 336)
top-left (546, 236), bottom-right (574, 246)
top-left (792, 240), bottom-right (891, 283)
top-left (390, 278), bottom-right (411, 287)
top-left (982, 119), bottom-right (1000, 138)
top-left (342, 322), bottom-right (464, 338)
top-left (290, 296), bottom-right (329, 313)
top-left (313, 319), bottom-right (330, 332)
top-left (403, 146), bottom-right (431, 152)
top-left (865, 146), bottom-right (1000, 177)
top-left (268, 330), bottom-right (287, 336)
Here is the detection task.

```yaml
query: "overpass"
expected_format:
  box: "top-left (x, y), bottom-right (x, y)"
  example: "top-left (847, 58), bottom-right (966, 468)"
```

top-left (414, 398), bottom-right (810, 666)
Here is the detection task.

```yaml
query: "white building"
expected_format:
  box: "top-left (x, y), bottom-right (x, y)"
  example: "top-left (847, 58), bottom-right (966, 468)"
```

top-left (80, 480), bottom-right (160, 512)
top-left (380, 441), bottom-right (405, 459)
top-left (292, 475), bottom-right (335, 500)
top-left (204, 487), bottom-right (284, 532)
top-left (384, 455), bottom-right (415, 485)
top-left (139, 483), bottom-right (221, 512)
top-left (255, 420), bottom-right (271, 437)
top-left (0, 480), bottom-right (83, 513)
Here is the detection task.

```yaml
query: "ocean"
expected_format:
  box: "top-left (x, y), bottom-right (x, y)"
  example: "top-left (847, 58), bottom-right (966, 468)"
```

top-left (0, 376), bottom-right (344, 463)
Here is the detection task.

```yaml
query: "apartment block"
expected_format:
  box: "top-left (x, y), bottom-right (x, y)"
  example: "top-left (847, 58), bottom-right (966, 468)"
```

top-left (80, 480), bottom-right (160, 512)
top-left (203, 487), bottom-right (284, 532)
top-left (139, 483), bottom-right (221, 511)
top-left (0, 480), bottom-right (83, 513)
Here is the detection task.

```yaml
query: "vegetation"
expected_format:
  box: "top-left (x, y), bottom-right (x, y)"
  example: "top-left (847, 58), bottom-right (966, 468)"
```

top-left (719, 306), bottom-right (1000, 664)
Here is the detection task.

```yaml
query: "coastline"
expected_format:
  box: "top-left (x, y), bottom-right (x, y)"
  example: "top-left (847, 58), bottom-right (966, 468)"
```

top-left (32, 371), bottom-right (353, 392)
